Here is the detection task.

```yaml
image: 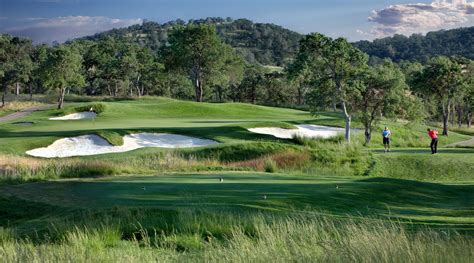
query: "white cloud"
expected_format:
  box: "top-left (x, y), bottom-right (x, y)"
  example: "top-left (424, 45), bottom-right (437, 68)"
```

top-left (4, 16), bottom-right (142, 44)
top-left (369, 0), bottom-right (474, 37)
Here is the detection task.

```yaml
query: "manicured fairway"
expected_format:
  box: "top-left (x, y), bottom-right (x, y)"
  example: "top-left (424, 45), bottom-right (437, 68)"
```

top-left (0, 97), bottom-right (471, 157)
top-left (3, 173), bottom-right (474, 230)
top-left (0, 98), bottom-right (320, 155)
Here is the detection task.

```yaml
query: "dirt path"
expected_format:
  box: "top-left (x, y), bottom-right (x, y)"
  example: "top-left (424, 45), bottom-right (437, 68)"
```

top-left (0, 105), bottom-right (54, 123)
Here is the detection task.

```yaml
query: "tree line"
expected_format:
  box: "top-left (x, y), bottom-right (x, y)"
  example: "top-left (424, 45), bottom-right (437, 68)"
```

top-left (1, 24), bottom-right (473, 143)
top-left (354, 27), bottom-right (474, 63)
top-left (83, 18), bottom-right (302, 66)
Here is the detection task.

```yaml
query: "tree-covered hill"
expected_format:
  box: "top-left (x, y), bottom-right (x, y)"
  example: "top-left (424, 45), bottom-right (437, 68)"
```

top-left (81, 17), bottom-right (302, 66)
top-left (83, 18), bottom-right (474, 65)
top-left (353, 27), bottom-right (474, 62)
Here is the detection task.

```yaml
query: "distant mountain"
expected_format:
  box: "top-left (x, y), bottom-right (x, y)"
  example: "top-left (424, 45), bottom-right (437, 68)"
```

top-left (353, 27), bottom-right (474, 62)
top-left (83, 18), bottom-right (474, 65)
top-left (82, 17), bottom-right (303, 66)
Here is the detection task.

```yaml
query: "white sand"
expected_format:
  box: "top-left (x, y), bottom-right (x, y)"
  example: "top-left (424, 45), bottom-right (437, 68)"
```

top-left (248, 124), bottom-right (346, 139)
top-left (49, 112), bottom-right (97, 120)
top-left (26, 133), bottom-right (219, 158)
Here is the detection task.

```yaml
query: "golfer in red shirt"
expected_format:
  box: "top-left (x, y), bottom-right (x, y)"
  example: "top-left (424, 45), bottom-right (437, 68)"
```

top-left (427, 128), bottom-right (438, 154)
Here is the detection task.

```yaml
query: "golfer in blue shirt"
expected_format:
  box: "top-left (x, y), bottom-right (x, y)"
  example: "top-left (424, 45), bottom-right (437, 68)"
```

top-left (382, 127), bottom-right (391, 153)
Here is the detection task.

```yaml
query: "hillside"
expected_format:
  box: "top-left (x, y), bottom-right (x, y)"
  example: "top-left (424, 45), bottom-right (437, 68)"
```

top-left (1, 96), bottom-right (473, 261)
top-left (353, 27), bottom-right (474, 62)
top-left (83, 19), bottom-right (474, 65)
top-left (82, 17), bottom-right (302, 66)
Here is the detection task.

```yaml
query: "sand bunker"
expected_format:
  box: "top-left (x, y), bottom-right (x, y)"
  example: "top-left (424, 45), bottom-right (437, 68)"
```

top-left (248, 124), bottom-right (346, 139)
top-left (26, 133), bottom-right (219, 158)
top-left (49, 112), bottom-right (97, 120)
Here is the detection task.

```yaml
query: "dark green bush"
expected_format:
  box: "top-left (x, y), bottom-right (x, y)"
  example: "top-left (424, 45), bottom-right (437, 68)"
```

top-left (75, 103), bottom-right (106, 114)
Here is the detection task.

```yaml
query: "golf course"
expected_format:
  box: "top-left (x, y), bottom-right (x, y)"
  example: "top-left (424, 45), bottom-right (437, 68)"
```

top-left (0, 97), bottom-right (473, 261)
top-left (1, 9), bottom-right (474, 261)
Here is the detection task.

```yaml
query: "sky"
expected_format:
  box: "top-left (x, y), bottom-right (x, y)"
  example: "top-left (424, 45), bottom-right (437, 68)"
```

top-left (1, 0), bottom-right (474, 44)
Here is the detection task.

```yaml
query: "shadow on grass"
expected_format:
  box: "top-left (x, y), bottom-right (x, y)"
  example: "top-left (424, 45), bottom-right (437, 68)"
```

top-left (0, 125), bottom-right (290, 143)
top-left (372, 148), bottom-right (474, 155)
top-left (3, 176), bottom-right (473, 227)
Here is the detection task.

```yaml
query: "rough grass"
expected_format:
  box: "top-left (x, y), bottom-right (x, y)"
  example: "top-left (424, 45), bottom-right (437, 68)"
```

top-left (0, 211), bottom-right (472, 262)
top-left (0, 137), bottom-right (375, 184)
top-left (95, 130), bottom-right (124, 146)
top-left (0, 155), bottom-right (121, 183)
top-left (369, 148), bottom-right (474, 182)
top-left (1, 141), bottom-right (472, 184)
top-left (0, 101), bottom-right (47, 117)
top-left (451, 127), bottom-right (474, 136)
top-left (361, 122), bottom-right (470, 148)
top-left (73, 103), bottom-right (107, 114)
top-left (1, 97), bottom-right (473, 261)
top-left (229, 150), bottom-right (311, 172)
top-left (291, 133), bottom-right (345, 145)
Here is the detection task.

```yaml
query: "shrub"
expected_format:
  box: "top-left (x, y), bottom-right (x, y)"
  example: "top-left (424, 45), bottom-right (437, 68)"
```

top-left (75, 103), bottom-right (106, 114)
top-left (263, 159), bottom-right (277, 173)
top-left (291, 134), bottom-right (345, 147)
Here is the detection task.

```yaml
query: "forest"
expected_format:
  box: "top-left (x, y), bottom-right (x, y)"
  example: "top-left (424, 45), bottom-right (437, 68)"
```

top-left (354, 27), bottom-right (474, 62)
top-left (1, 19), bottom-right (473, 142)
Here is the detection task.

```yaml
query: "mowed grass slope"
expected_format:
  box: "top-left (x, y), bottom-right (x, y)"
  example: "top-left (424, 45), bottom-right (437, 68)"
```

top-left (371, 148), bottom-right (474, 182)
top-left (1, 97), bottom-right (473, 261)
top-left (0, 97), bottom-right (471, 155)
top-left (0, 97), bottom-right (317, 155)
top-left (2, 173), bottom-right (473, 229)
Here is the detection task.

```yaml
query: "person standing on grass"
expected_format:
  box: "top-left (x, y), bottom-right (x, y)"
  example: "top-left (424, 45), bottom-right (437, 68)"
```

top-left (382, 127), bottom-right (391, 153)
top-left (427, 128), bottom-right (438, 154)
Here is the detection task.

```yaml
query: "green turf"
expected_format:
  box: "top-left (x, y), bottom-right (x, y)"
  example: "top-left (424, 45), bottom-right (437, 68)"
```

top-left (0, 97), bottom-right (470, 156)
top-left (0, 109), bottom-right (14, 118)
top-left (370, 148), bottom-right (474, 182)
top-left (2, 173), bottom-right (473, 230)
top-left (0, 97), bottom-right (319, 155)
top-left (0, 97), bottom-right (473, 260)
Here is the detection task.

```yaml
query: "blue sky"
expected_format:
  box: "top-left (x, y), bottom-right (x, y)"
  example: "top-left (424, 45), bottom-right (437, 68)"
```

top-left (1, 0), bottom-right (474, 43)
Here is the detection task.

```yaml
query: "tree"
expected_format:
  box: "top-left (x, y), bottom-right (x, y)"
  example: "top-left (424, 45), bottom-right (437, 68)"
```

top-left (165, 24), bottom-right (232, 102)
top-left (291, 33), bottom-right (368, 142)
top-left (356, 60), bottom-right (407, 144)
top-left (458, 60), bottom-right (474, 128)
top-left (233, 65), bottom-right (266, 103)
top-left (86, 37), bottom-right (122, 96)
top-left (465, 85), bottom-right (474, 128)
top-left (0, 35), bottom-right (34, 107)
top-left (0, 35), bottom-right (12, 107)
top-left (42, 45), bottom-right (85, 109)
top-left (208, 45), bottom-right (245, 102)
top-left (413, 57), bottom-right (467, 136)
top-left (29, 44), bottom-right (49, 99)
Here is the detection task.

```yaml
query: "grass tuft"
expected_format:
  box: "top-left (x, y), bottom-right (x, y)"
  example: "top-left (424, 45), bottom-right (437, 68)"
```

top-left (73, 103), bottom-right (106, 114)
top-left (263, 159), bottom-right (277, 173)
top-left (0, 211), bottom-right (472, 262)
top-left (95, 131), bottom-right (124, 146)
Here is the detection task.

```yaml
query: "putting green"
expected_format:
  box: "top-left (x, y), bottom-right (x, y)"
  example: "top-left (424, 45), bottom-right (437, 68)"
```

top-left (3, 173), bottom-right (474, 229)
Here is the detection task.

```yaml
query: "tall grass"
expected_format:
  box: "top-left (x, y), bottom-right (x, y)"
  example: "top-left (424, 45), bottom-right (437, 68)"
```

top-left (0, 212), bottom-right (472, 262)
top-left (0, 100), bottom-right (48, 117)
top-left (0, 155), bottom-right (121, 183)
top-left (295, 136), bottom-right (372, 176)
top-left (0, 139), bottom-right (408, 184)
top-left (73, 103), bottom-right (107, 114)
top-left (370, 154), bottom-right (474, 182)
